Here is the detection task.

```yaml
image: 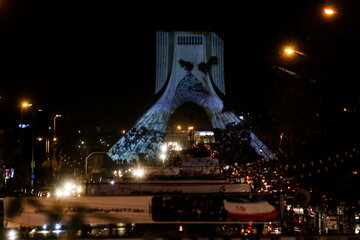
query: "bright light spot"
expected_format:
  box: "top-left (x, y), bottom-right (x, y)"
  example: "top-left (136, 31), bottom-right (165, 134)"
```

top-left (133, 168), bottom-right (145, 178)
top-left (55, 180), bottom-right (82, 197)
top-left (110, 180), bottom-right (115, 185)
top-left (284, 48), bottom-right (294, 54)
top-left (42, 224), bottom-right (47, 230)
top-left (324, 8), bottom-right (335, 15)
top-left (160, 153), bottom-right (166, 162)
top-left (239, 116), bottom-right (244, 120)
top-left (160, 144), bottom-right (167, 152)
top-left (76, 185), bottom-right (82, 193)
top-left (177, 125), bottom-right (182, 130)
top-left (168, 142), bottom-right (182, 151)
top-left (64, 182), bottom-right (75, 191)
top-left (178, 225), bottom-right (183, 232)
top-left (356, 224), bottom-right (360, 234)
top-left (198, 131), bottom-right (214, 136)
top-left (114, 170), bottom-right (122, 177)
top-left (8, 229), bottom-right (18, 240)
top-left (55, 223), bottom-right (61, 230)
top-left (21, 102), bottom-right (32, 108)
top-left (55, 189), bottom-right (63, 197)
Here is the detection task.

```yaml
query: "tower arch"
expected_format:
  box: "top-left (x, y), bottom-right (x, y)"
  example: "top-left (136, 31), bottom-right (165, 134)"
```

top-left (108, 32), bottom-right (276, 163)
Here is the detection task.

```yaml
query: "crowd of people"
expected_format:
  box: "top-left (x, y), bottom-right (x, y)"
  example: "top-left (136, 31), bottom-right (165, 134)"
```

top-left (214, 122), bottom-right (260, 164)
top-left (109, 126), bottom-right (165, 163)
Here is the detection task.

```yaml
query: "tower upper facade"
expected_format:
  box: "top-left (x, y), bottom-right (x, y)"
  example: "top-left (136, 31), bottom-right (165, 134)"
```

top-left (155, 32), bottom-right (225, 96)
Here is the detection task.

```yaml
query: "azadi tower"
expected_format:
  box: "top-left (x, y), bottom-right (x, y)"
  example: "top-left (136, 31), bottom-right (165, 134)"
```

top-left (108, 32), bottom-right (276, 162)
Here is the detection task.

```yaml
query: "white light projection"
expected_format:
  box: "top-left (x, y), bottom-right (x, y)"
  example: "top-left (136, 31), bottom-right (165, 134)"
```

top-left (108, 32), bottom-right (276, 163)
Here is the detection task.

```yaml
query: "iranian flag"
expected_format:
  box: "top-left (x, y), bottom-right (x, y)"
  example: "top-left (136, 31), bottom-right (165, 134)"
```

top-left (223, 198), bottom-right (278, 221)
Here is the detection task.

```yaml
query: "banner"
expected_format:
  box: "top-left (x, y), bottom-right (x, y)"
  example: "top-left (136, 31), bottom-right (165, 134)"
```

top-left (223, 198), bottom-right (278, 221)
top-left (4, 193), bottom-right (279, 228)
top-left (152, 194), bottom-right (280, 223)
top-left (4, 196), bottom-right (153, 228)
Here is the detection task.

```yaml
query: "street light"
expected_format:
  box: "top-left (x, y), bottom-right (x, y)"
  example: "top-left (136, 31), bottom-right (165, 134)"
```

top-left (278, 44), bottom-right (319, 83)
top-left (21, 102), bottom-right (32, 108)
top-left (20, 102), bottom-right (32, 128)
top-left (85, 151), bottom-right (107, 176)
top-left (31, 108), bottom-right (43, 188)
top-left (283, 47), bottom-right (306, 57)
top-left (20, 101), bottom-right (32, 188)
top-left (51, 114), bottom-right (62, 171)
top-left (84, 151), bottom-right (107, 194)
top-left (324, 8), bottom-right (336, 16)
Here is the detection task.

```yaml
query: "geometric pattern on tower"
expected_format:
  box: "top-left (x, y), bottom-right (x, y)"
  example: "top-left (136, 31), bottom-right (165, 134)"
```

top-left (174, 73), bottom-right (208, 106)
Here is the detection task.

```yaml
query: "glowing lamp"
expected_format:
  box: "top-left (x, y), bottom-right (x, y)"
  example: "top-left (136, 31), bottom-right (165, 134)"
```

top-left (324, 8), bottom-right (335, 15)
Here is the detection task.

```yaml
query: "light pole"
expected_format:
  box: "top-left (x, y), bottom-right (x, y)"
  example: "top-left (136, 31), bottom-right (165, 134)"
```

top-left (51, 114), bottom-right (62, 171)
top-left (84, 151), bottom-right (107, 194)
top-left (30, 109), bottom-right (42, 188)
top-left (85, 151), bottom-right (107, 176)
top-left (278, 45), bottom-right (319, 84)
top-left (20, 101), bottom-right (32, 188)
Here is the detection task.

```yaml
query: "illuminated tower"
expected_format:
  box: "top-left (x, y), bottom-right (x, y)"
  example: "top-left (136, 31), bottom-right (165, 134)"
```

top-left (108, 32), bottom-right (276, 162)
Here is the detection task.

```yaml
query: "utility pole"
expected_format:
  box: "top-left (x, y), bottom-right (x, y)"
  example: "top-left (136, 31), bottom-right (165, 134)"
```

top-left (20, 102), bottom-right (32, 190)
top-left (31, 109), bottom-right (42, 188)
top-left (51, 114), bottom-right (62, 179)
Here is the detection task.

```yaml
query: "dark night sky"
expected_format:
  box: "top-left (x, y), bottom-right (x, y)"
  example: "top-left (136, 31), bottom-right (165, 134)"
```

top-left (1, 0), bottom-right (360, 149)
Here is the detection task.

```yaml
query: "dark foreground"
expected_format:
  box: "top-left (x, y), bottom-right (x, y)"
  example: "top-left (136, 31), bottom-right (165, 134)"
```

top-left (1, 224), bottom-right (359, 240)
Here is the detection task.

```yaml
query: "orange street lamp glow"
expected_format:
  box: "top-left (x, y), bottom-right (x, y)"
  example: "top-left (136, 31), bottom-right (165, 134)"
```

top-left (21, 102), bottom-right (32, 108)
top-left (283, 46), bottom-right (306, 57)
top-left (284, 48), bottom-right (295, 55)
top-left (324, 8), bottom-right (335, 15)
